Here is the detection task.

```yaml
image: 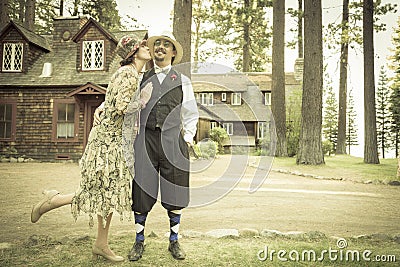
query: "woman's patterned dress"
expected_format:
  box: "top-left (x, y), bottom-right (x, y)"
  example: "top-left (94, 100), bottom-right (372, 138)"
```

top-left (71, 65), bottom-right (141, 227)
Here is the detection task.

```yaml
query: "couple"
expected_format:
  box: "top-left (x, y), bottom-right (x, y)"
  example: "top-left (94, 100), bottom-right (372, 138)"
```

top-left (30, 32), bottom-right (199, 262)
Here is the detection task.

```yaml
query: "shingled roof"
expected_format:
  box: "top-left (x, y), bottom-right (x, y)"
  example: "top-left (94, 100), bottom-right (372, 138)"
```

top-left (72, 17), bottom-right (118, 44)
top-left (192, 73), bottom-right (252, 92)
top-left (0, 20), bottom-right (51, 52)
top-left (192, 73), bottom-right (274, 123)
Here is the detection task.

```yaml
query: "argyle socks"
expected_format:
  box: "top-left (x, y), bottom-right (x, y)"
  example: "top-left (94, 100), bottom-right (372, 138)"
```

top-left (134, 212), bottom-right (148, 242)
top-left (168, 210), bottom-right (182, 242)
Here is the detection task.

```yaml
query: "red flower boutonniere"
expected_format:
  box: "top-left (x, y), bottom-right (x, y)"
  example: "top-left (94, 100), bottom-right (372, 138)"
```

top-left (171, 74), bottom-right (177, 81)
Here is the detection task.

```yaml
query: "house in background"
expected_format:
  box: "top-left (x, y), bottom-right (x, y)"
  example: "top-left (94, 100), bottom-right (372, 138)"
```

top-left (192, 72), bottom-right (301, 152)
top-left (0, 16), bottom-right (147, 161)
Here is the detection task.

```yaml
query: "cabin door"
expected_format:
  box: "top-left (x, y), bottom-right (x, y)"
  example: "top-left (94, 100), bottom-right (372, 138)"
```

top-left (84, 100), bottom-right (102, 148)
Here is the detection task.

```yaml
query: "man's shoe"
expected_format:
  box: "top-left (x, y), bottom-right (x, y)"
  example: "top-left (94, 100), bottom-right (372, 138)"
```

top-left (168, 240), bottom-right (186, 260)
top-left (128, 241), bottom-right (144, 261)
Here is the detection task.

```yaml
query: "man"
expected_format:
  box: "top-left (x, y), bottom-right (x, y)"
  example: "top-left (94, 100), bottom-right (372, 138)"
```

top-left (127, 31), bottom-right (199, 261)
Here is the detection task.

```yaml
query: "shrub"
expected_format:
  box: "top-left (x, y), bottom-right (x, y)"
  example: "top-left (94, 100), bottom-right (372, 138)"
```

top-left (255, 138), bottom-right (271, 156)
top-left (194, 140), bottom-right (218, 159)
top-left (322, 140), bottom-right (334, 155)
top-left (209, 127), bottom-right (228, 154)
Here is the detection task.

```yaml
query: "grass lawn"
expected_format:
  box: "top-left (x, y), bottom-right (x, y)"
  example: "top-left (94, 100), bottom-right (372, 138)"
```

top-left (1, 155), bottom-right (398, 266)
top-left (271, 155), bottom-right (399, 184)
top-left (1, 233), bottom-right (399, 266)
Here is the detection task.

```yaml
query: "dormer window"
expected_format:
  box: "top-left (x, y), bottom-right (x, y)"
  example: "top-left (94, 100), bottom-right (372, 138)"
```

top-left (2, 43), bottom-right (23, 72)
top-left (82, 40), bottom-right (104, 70)
top-left (232, 93), bottom-right (241, 105)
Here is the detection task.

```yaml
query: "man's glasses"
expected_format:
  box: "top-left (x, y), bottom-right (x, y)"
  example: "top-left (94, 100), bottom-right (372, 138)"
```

top-left (154, 39), bottom-right (173, 49)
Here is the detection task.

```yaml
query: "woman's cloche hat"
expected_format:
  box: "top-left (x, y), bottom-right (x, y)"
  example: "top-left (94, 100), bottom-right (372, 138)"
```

top-left (147, 31), bottom-right (183, 65)
top-left (116, 35), bottom-right (142, 60)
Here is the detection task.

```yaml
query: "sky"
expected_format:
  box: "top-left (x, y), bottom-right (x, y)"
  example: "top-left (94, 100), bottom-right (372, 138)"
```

top-left (115, 0), bottom-right (399, 158)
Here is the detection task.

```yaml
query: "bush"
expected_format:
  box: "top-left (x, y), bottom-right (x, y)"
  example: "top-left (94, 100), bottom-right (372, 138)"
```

top-left (255, 138), bottom-right (270, 156)
top-left (209, 127), bottom-right (228, 154)
top-left (322, 140), bottom-right (334, 155)
top-left (286, 122), bottom-right (300, 157)
top-left (194, 140), bottom-right (218, 159)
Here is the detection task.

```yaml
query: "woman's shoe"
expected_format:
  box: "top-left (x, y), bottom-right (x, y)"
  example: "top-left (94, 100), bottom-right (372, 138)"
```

top-left (30, 190), bottom-right (59, 223)
top-left (92, 245), bottom-right (124, 262)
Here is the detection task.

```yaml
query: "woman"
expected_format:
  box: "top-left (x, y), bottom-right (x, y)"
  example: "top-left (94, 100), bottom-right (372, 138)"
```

top-left (30, 35), bottom-right (153, 262)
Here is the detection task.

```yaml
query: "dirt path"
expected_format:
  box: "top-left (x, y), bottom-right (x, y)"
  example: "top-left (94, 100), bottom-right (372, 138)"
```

top-left (0, 156), bottom-right (399, 244)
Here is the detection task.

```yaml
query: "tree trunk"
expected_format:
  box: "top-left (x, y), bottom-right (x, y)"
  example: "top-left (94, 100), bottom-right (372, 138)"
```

top-left (271, 0), bottom-right (287, 157)
top-left (192, 19), bottom-right (200, 73)
top-left (60, 0), bottom-right (64, 16)
top-left (173, 0), bottom-right (192, 78)
top-left (396, 132), bottom-right (399, 158)
top-left (193, 20), bottom-right (200, 63)
top-left (336, 0), bottom-right (349, 155)
top-left (297, 0), bottom-right (303, 58)
top-left (0, 0), bottom-right (9, 30)
top-left (242, 0), bottom-right (251, 72)
top-left (398, 156), bottom-right (400, 179)
top-left (18, 0), bottom-right (25, 23)
top-left (363, 0), bottom-right (380, 164)
top-left (296, 0), bottom-right (324, 165)
top-left (24, 0), bottom-right (35, 31)
top-left (192, 0), bottom-right (201, 73)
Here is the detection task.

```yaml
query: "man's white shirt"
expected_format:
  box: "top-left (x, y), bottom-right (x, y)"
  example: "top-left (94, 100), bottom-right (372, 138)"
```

top-left (98, 65), bottom-right (199, 144)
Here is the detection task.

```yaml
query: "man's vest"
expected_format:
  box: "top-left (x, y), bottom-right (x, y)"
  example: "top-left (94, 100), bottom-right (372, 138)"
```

top-left (140, 68), bottom-right (183, 131)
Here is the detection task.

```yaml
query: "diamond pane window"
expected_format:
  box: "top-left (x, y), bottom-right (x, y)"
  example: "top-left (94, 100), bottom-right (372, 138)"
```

top-left (82, 40), bottom-right (104, 70)
top-left (2, 43), bottom-right (23, 72)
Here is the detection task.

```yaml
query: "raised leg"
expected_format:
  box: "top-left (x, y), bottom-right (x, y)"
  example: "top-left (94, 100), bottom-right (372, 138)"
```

top-left (31, 190), bottom-right (74, 223)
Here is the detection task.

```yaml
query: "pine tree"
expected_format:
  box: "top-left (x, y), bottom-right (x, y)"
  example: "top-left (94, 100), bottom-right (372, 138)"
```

top-left (346, 89), bottom-right (358, 154)
top-left (325, 1), bottom-right (396, 156)
top-left (363, 0), bottom-right (379, 164)
top-left (323, 81), bottom-right (338, 154)
top-left (173, 0), bottom-right (192, 68)
top-left (81, 0), bottom-right (121, 30)
top-left (389, 17), bottom-right (400, 158)
top-left (35, 0), bottom-right (59, 34)
top-left (6, 0), bottom-right (122, 33)
top-left (376, 66), bottom-right (392, 158)
top-left (336, 0), bottom-right (349, 155)
top-left (296, 0), bottom-right (324, 165)
top-left (271, 0), bottom-right (287, 157)
top-left (204, 0), bottom-right (272, 72)
top-left (192, 0), bottom-right (212, 65)
top-left (7, 0), bottom-right (24, 24)
top-left (286, 90), bottom-right (302, 157)
top-left (389, 74), bottom-right (400, 158)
